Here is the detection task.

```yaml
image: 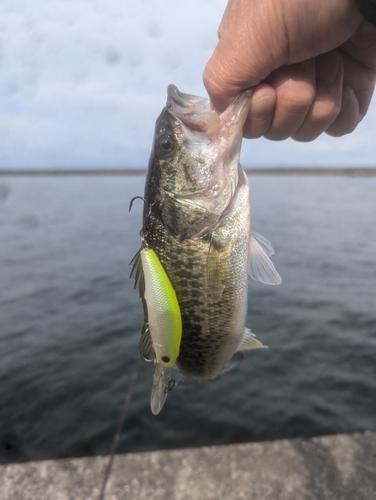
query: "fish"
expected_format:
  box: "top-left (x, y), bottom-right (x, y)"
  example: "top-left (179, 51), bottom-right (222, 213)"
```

top-left (131, 84), bottom-right (281, 414)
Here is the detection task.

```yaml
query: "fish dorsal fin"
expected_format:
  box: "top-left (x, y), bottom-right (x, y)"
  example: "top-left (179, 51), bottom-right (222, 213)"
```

top-left (237, 327), bottom-right (267, 351)
top-left (220, 351), bottom-right (244, 374)
top-left (249, 233), bottom-right (282, 285)
top-left (150, 363), bottom-right (172, 415)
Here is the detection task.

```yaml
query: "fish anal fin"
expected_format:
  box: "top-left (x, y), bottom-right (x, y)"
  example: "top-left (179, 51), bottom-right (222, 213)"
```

top-left (237, 327), bottom-right (268, 351)
top-left (249, 233), bottom-right (282, 285)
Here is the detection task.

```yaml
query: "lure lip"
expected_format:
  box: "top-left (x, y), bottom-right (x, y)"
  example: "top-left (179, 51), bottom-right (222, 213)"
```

top-left (150, 363), bottom-right (173, 415)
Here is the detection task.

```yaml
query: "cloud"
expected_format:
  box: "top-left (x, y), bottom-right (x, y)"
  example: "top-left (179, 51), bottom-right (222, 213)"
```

top-left (0, 0), bottom-right (375, 168)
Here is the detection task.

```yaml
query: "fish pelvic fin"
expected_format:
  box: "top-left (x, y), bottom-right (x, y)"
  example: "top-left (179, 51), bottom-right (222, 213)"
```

top-left (249, 232), bottom-right (282, 285)
top-left (237, 327), bottom-right (268, 351)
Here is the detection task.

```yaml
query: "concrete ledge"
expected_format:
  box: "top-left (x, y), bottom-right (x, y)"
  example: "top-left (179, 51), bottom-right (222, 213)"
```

top-left (1, 432), bottom-right (375, 499)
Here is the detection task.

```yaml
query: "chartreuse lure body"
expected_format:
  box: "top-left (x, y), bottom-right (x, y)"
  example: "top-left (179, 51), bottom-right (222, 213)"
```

top-left (140, 248), bottom-right (182, 368)
top-left (131, 247), bottom-right (182, 415)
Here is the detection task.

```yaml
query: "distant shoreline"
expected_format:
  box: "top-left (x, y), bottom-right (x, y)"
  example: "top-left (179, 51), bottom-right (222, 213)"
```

top-left (1, 167), bottom-right (376, 176)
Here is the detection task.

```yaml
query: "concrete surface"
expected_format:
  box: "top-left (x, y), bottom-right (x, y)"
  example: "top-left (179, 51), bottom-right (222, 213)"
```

top-left (0, 432), bottom-right (375, 500)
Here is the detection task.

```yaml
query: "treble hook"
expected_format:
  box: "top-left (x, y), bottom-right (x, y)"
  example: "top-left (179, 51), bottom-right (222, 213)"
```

top-left (129, 196), bottom-right (147, 213)
top-left (163, 379), bottom-right (176, 394)
top-left (129, 196), bottom-right (158, 248)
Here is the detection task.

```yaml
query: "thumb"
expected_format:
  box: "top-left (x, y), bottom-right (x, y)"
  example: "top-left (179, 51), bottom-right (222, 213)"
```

top-left (203, 41), bottom-right (264, 112)
top-left (203, 2), bottom-right (284, 112)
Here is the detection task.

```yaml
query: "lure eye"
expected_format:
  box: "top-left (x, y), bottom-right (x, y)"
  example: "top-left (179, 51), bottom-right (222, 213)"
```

top-left (157, 136), bottom-right (175, 156)
top-left (161, 355), bottom-right (170, 363)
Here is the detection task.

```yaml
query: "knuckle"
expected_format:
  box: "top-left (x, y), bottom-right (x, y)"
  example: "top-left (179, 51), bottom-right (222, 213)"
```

top-left (284, 86), bottom-right (315, 113)
top-left (290, 94), bottom-right (343, 142)
top-left (312, 98), bottom-right (341, 126)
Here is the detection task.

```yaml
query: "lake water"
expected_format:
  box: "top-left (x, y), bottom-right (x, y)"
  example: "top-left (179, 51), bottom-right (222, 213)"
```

top-left (0, 174), bottom-right (375, 463)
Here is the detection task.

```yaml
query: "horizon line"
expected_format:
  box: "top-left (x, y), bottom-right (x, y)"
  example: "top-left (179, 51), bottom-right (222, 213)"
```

top-left (1, 167), bottom-right (376, 176)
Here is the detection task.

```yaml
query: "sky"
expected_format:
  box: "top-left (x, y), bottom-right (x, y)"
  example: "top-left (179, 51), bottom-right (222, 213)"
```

top-left (0, 0), bottom-right (375, 169)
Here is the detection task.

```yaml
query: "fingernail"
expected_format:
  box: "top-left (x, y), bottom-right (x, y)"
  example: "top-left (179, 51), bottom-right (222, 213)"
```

top-left (250, 96), bottom-right (275, 121)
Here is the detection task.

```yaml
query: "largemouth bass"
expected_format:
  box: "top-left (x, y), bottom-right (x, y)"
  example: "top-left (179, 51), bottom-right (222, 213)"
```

top-left (131, 85), bottom-right (281, 414)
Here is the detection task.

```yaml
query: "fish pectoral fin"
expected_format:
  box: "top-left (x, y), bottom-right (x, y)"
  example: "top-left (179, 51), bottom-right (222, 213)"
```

top-left (150, 363), bottom-right (172, 415)
top-left (207, 234), bottom-right (232, 301)
top-left (237, 327), bottom-right (268, 351)
top-left (220, 352), bottom-right (244, 374)
top-left (251, 231), bottom-right (274, 257)
top-left (249, 233), bottom-right (282, 285)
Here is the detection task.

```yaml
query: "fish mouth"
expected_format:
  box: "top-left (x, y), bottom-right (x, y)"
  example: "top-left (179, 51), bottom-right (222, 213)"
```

top-left (167, 84), bottom-right (252, 139)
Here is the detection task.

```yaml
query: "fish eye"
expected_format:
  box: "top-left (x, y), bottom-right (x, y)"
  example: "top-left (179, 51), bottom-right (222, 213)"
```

top-left (157, 136), bottom-right (175, 156)
top-left (161, 138), bottom-right (172, 151)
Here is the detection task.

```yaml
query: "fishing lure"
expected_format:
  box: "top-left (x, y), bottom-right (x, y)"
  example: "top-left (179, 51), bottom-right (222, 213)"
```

top-left (131, 247), bottom-right (182, 414)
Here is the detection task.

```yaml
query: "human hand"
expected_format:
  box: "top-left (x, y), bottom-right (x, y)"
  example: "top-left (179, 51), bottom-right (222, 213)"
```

top-left (203, 0), bottom-right (376, 141)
